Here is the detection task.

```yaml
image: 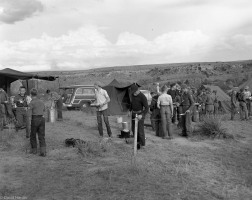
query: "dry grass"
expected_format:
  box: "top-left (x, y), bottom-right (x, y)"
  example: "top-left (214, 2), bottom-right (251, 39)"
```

top-left (0, 111), bottom-right (251, 200)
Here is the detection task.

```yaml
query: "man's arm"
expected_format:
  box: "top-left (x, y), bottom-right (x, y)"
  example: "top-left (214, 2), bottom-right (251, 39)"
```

top-left (142, 94), bottom-right (149, 117)
top-left (157, 96), bottom-right (161, 109)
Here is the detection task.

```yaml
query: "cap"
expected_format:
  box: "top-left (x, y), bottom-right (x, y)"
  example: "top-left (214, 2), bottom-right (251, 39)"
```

top-left (130, 84), bottom-right (139, 93)
top-left (94, 81), bottom-right (103, 87)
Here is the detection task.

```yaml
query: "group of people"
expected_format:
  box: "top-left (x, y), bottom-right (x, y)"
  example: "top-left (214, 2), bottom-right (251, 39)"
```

top-left (0, 86), bottom-right (66, 157)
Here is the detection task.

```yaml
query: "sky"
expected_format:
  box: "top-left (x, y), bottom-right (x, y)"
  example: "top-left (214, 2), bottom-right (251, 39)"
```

top-left (0, 0), bottom-right (251, 71)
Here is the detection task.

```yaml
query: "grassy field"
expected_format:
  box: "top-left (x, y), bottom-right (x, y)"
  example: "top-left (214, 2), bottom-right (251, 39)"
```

top-left (0, 111), bottom-right (252, 200)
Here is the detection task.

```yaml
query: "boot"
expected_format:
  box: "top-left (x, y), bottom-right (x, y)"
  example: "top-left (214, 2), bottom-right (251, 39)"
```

top-left (39, 147), bottom-right (46, 157)
top-left (29, 148), bottom-right (37, 154)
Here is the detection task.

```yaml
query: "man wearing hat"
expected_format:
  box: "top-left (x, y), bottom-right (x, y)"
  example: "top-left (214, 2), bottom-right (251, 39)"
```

top-left (204, 88), bottom-right (214, 116)
top-left (130, 84), bottom-right (149, 148)
top-left (230, 87), bottom-right (239, 120)
top-left (244, 86), bottom-right (251, 116)
top-left (179, 84), bottom-right (194, 137)
top-left (94, 81), bottom-right (112, 137)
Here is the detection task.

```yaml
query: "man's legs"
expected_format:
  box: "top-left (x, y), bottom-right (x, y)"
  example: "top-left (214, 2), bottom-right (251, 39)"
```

top-left (102, 109), bottom-right (112, 137)
top-left (25, 110), bottom-right (30, 138)
top-left (96, 111), bottom-right (103, 137)
top-left (150, 112), bottom-right (156, 131)
top-left (30, 118), bottom-right (38, 152)
top-left (166, 109), bottom-right (172, 138)
top-left (37, 117), bottom-right (46, 156)
top-left (185, 112), bottom-right (192, 136)
top-left (137, 118), bottom-right (145, 146)
top-left (160, 107), bottom-right (168, 138)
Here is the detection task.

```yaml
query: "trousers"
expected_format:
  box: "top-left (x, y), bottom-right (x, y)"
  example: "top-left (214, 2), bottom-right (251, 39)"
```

top-left (160, 106), bottom-right (172, 137)
top-left (180, 106), bottom-right (192, 136)
top-left (16, 108), bottom-right (30, 136)
top-left (132, 113), bottom-right (145, 146)
top-left (30, 116), bottom-right (46, 149)
top-left (97, 109), bottom-right (112, 137)
top-left (240, 102), bottom-right (248, 120)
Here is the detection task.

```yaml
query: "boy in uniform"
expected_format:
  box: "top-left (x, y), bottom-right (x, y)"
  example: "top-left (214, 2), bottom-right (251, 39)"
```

top-left (28, 88), bottom-right (46, 157)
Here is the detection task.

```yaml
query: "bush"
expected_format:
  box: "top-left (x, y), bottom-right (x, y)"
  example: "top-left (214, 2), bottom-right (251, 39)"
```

top-left (196, 116), bottom-right (233, 139)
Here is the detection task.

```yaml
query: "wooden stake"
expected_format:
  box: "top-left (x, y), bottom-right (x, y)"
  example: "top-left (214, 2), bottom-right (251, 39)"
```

top-left (133, 114), bottom-right (138, 156)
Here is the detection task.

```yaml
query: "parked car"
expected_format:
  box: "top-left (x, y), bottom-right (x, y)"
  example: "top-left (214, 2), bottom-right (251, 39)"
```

top-left (140, 90), bottom-right (152, 105)
top-left (60, 85), bottom-right (96, 110)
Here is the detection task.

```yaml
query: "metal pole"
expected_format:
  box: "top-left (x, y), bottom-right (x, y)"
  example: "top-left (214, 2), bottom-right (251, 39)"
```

top-left (133, 114), bottom-right (138, 155)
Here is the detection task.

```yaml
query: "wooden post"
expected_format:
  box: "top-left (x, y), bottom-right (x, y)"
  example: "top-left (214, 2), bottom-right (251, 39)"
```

top-left (133, 114), bottom-right (138, 155)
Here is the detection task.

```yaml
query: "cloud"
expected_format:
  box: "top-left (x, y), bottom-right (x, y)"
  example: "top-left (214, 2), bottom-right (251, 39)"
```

top-left (0, 26), bottom-right (215, 71)
top-left (0, 0), bottom-right (43, 24)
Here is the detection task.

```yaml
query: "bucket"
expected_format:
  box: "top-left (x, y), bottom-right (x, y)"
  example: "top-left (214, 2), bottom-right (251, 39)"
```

top-left (116, 117), bottom-right (123, 123)
top-left (47, 108), bottom-right (56, 123)
top-left (122, 122), bottom-right (129, 130)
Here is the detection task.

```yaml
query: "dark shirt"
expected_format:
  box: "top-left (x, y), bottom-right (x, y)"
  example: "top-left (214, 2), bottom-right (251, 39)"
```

top-left (14, 94), bottom-right (28, 107)
top-left (150, 95), bottom-right (159, 111)
top-left (180, 92), bottom-right (194, 110)
top-left (29, 97), bottom-right (45, 116)
top-left (131, 92), bottom-right (149, 116)
top-left (167, 89), bottom-right (178, 100)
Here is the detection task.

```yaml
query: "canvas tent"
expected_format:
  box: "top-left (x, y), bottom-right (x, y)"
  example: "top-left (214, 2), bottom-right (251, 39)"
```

top-left (103, 79), bottom-right (140, 115)
top-left (0, 68), bottom-right (57, 95)
top-left (201, 85), bottom-right (231, 113)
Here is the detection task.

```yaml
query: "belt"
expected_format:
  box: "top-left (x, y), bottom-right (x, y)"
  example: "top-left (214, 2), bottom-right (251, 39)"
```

top-left (132, 110), bottom-right (142, 114)
top-left (206, 104), bottom-right (213, 106)
top-left (161, 105), bottom-right (170, 106)
top-left (16, 107), bottom-right (28, 108)
top-left (32, 115), bottom-right (43, 118)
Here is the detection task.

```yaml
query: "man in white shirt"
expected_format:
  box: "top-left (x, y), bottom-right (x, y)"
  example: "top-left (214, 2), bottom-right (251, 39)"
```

top-left (244, 86), bottom-right (252, 116)
top-left (94, 81), bottom-right (112, 137)
top-left (157, 85), bottom-right (173, 139)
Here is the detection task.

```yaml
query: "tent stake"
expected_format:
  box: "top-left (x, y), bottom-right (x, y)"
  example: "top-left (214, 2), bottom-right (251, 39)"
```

top-left (133, 114), bottom-right (138, 156)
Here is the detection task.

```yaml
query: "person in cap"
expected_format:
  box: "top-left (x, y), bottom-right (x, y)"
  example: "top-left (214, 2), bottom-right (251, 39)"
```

top-left (14, 86), bottom-right (31, 137)
top-left (94, 81), bottom-right (112, 137)
top-left (238, 88), bottom-right (249, 120)
top-left (244, 86), bottom-right (251, 116)
top-left (130, 84), bottom-right (149, 148)
top-left (204, 88), bottom-right (214, 116)
top-left (157, 85), bottom-right (173, 139)
top-left (28, 88), bottom-right (46, 156)
top-left (178, 84), bottom-right (194, 137)
top-left (230, 87), bottom-right (239, 120)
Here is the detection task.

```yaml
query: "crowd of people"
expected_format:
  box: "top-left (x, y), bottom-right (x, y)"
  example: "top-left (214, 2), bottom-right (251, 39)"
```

top-left (1, 82), bottom-right (251, 154)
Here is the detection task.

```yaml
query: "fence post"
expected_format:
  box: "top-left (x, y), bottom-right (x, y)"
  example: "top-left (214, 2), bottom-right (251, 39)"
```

top-left (133, 114), bottom-right (138, 155)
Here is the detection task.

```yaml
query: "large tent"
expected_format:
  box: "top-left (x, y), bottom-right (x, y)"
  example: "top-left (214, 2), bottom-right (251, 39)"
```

top-left (201, 85), bottom-right (231, 113)
top-left (103, 79), bottom-right (140, 115)
top-left (0, 68), bottom-right (57, 94)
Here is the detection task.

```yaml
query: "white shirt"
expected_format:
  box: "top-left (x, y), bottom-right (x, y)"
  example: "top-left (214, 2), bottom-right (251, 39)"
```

top-left (244, 91), bottom-right (251, 99)
top-left (157, 93), bottom-right (173, 107)
top-left (95, 88), bottom-right (109, 111)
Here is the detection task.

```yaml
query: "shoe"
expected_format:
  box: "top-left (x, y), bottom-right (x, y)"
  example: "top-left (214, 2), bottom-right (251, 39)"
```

top-left (39, 147), bottom-right (46, 157)
top-left (29, 148), bottom-right (37, 154)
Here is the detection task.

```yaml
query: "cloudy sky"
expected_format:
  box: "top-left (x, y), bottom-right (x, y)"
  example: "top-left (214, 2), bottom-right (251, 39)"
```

top-left (0, 0), bottom-right (251, 71)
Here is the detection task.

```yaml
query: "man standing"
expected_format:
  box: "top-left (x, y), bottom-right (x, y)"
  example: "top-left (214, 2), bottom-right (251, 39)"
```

top-left (149, 92), bottom-right (162, 137)
top-left (230, 87), bottom-right (239, 120)
top-left (94, 81), bottom-right (112, 137)
top-left (204, 88), bottom-right (214, 116)
top-left (14, 86), bottom-right (30, 137)
top-left (238, 88), bottom-right (249, 121)
top-left (157, 85), bottom-right (173, 139)
top-left (0, 87), bottom-right (8, 131)
top-left (28, 88), bottom-right (46, 157)
top-left (213, 90), bottom-right (219, 115)
top-left (130, 84), bottom-right (149, 148)
top-left (179, 84), bottom-right (194, 137)
top-left (244, 86), bottom-right (251, 117)
top-left (167, 83), bottom-right (178, 123)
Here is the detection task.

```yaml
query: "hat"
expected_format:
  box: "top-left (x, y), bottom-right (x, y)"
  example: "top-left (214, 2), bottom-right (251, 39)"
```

top-left (130, 84), bottom-right (139, 93)
top-left (94, 81), bottom-right (103, 87)
top-left (181, 84), bottom-right (187, 89)
top-left (245, 86), bottom-right (249, 90)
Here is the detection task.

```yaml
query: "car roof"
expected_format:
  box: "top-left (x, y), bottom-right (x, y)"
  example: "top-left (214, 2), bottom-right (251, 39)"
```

top-left (59, 85), bottom-right (94, 89)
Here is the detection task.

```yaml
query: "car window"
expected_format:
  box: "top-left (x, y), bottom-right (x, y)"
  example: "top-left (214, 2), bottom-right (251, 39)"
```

top-left (82, 88), bottom-right (95, 95)
top-left (76, 88), bottom-right (83, 94)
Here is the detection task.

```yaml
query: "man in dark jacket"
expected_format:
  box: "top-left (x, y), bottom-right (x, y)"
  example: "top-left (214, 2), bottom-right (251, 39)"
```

top-left (130, 84), bottom-right (149, 148)
top-left (149, 92), bottom-right (162, 137)
top-left (168, 83), bottom-right (179, 123)
top-left (179, 84), bottom-right (194, 137)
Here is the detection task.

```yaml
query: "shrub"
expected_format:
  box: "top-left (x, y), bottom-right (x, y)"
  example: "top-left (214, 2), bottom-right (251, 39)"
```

top-left (196, 116), bottom-right (233, 139)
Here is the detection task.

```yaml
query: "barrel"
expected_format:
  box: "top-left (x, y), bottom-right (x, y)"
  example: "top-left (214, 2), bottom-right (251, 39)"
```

top-left (122, 122), bottom-right (129, 130)
top-left (192, 110), bottom-right (199, 122)
top-left (47, 108), bottom-right (56, 123)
